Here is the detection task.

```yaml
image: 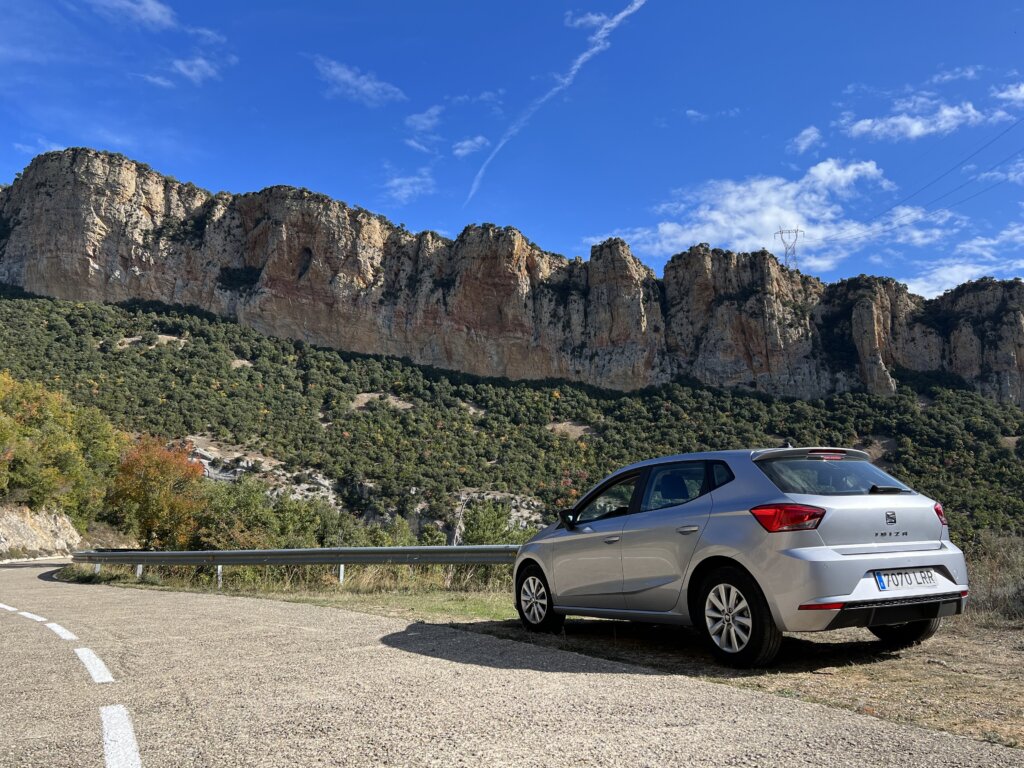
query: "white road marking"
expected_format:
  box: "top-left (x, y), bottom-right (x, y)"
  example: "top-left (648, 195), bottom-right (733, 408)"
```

top-left (17, 611), bottom-right (46, 622)
top-left (74, 648), bottom-right (114, 684)
top-left (45, 622), bottom-right (78, 640)
top-left (100, 705), bottom-right (142, 768)
top-left (0, 602), bottom-right (16, 611)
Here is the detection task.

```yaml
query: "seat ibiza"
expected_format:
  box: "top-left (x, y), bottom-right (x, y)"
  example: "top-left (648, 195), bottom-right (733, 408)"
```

top-left (514, 447), bottom-right (969, 667)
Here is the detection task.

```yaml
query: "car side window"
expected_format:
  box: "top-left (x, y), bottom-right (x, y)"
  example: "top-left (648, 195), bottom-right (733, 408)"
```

top-left (640, 462), bottom-right (707, 512)
top-left (575, 476), bottom-right (638, 524)
top-left (711, 461), bottom-right (735, 488)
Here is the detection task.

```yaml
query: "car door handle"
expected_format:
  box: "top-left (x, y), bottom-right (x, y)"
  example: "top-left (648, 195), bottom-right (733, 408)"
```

top-left (603, 536), bottom-right (621, 544)
top-left (676, 525), bottom-right (700, 535)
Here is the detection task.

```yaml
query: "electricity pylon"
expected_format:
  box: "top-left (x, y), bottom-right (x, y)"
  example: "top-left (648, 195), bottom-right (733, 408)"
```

top-left (774, 227), bottom-right (804, 270)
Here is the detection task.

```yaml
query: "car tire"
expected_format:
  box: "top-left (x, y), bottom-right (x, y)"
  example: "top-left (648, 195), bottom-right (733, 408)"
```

top-left (697, 566), bottom-right (782, 668)
top-left (516, 564), bottom-right (565, 633)
top-left (869, 618), bottom-right (942, 648)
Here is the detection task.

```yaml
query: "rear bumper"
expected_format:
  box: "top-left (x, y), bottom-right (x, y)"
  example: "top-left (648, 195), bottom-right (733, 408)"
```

top-left (825, 592), bottom-right (965, 630)
top-left (760, 540), bottom-right (969, 631)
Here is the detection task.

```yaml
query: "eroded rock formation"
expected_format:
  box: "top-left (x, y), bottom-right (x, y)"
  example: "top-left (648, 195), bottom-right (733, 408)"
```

top-left (1, 148), bottom-right (1022, 402)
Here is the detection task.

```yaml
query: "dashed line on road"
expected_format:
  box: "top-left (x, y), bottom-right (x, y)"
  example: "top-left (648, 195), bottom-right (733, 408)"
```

top-left (17, 610), bottom-right (47, 622)
top-left (45, 622), bottom-right (79, 640)
top-left (74, 647), bottom-right (115, 684)
top-left (101, 705), bottom-right (142, 768)
top-left (0, 602), bottom-right (16, 611)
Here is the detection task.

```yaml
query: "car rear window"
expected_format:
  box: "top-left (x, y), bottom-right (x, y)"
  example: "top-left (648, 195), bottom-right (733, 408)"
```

top-left (757, 457), bottom-right (913, 496)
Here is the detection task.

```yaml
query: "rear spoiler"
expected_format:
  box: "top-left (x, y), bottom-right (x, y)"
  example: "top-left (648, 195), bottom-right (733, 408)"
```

top-left (751, 447), bottom-right (871, 462)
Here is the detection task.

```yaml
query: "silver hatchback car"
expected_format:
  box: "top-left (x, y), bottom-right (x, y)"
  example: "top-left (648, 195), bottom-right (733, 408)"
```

top-left (514, 447), bottom-right (969, 667)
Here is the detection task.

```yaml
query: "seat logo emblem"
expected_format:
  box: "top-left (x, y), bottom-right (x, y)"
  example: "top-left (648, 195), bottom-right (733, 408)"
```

top-left (885, 511), bottom-right (897, 525)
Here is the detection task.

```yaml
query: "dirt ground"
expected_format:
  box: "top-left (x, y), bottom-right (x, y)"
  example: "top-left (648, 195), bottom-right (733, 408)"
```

top-left (456, 612), bottom-right (1024, 748)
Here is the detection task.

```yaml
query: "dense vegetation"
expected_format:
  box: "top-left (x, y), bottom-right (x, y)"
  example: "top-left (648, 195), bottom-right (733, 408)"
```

top-left (1, 287), bottom-right (1023, 544)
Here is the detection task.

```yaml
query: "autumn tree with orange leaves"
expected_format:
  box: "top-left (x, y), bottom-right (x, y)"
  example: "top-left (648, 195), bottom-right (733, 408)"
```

top-left (106, 437), bottom-right (204, 549)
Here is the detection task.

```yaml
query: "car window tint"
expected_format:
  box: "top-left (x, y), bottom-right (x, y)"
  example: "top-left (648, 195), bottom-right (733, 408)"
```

top-left (641, 462), bottom-right (706, 512)
top-left (712, 461), bottom-right (734, 488)
top-left (757, 458), bottom-right (913, 496)
top-left (576, 476), bottom-right (638, 523)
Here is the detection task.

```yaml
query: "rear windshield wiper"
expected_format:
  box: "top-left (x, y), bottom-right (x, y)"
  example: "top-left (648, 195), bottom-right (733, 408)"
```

top-left (868, 484), bottom-right (908, 494)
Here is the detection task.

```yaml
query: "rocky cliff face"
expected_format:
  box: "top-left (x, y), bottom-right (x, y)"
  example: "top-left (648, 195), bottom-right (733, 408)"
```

top-left (1, 148), bottom-right (1023, 403)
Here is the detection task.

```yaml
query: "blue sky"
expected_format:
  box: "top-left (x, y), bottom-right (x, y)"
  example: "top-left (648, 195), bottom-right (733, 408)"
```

top-left (2, 1), bottom-right (1024, 296)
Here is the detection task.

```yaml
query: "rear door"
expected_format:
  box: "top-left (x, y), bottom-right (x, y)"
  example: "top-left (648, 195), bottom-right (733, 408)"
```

top-left (548, 473), bottom-right (642, 610)
top-left (620, 461), bottom-right (712, 612)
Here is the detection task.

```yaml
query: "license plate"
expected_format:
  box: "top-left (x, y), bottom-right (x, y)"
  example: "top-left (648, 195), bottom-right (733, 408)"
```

top-left (874, 568), bottom-right (937, 591)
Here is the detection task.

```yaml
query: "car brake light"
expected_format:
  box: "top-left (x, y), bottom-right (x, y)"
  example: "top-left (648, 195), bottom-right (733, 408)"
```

top-left (799, 602), bottom-right (845, 610)
top-left (808, 452), bottom-right (845, 461)
top-left (934, 502), bottom-right (948, 526)
top-left (750, 503), bottom-right (826, 532)
top-left (960, 590), bottom-right (969, 598)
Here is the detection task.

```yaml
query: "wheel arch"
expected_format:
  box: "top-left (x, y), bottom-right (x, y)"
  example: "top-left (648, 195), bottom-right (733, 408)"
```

top-left (685, 555), bottom-right (776, 627)
top-left (514, 556), bottom-right (548, 589)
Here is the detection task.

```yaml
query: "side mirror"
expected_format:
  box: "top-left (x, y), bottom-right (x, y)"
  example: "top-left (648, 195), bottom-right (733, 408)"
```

top-left (558, 508), bottom-right (577, 530)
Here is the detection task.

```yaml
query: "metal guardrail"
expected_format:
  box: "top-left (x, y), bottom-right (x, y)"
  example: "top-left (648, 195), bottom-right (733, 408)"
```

top-left (71, 544), bottom-right (521, 567)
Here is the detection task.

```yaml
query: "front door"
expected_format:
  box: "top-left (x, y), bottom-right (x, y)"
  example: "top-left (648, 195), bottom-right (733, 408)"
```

top-left (620, 462), bottom-right (712, 612)
top-left (549, 474), bottom-right (641, 610)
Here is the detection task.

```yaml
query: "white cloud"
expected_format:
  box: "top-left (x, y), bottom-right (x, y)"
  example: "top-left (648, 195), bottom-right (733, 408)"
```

top-left (564, 11), bottom-right (609, 29)
top-left (188, 27), bottom-right (226, 44)
top-left (978, 157), bottom-right (1024, 186)
top-left (385, 167), bottom-right (435, 204)
top-left (788, 125), bottom-right (824, 155)
top-left (466, 0), bottom-right (647, 203)
top-left (139, 73), bottom-right (174, 88)
top-left (314, 56), bottom-right (406, 107)
top-left (955, 222), bottom-right (1024, 259)
top-left (452, 135), bottom-right (490, 158)
top-left (993, 82), bottom-right (1024, 105)
top-left (87, 0), bottom-right (175, 29)
top-left (842, 98), bottom-right (1006, 141)
top-left (405, 105), bottom-right (444, 133)
top-left (591, 158), bottom-right (961, 272)
top-left (929, 65), bottom-right (983, 84)
top-left (13, 137), bottom-right (64, 155)
top-left (172, 56), bottom-right (218, 85)
top-left (404, 138), bottom-right (432, 154)
top-left (684, 109), bottom-right (707, 122)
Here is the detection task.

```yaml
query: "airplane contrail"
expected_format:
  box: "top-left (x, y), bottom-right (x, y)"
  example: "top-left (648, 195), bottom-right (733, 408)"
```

top-left (465, 0), bottom-right (648, 205)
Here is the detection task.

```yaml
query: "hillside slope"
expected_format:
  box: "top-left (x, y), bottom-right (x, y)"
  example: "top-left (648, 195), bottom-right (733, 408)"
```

top-left (1, 290), bottom-right (1022, 539)
top-left (1, 148), bottom-right (1023, 402)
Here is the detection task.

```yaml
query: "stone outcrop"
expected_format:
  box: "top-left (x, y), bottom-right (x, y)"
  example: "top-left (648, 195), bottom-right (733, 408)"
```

top-left (0, 505), bottom-right (82, 558)
top-left (1, 148), bottom-right (1023, 402)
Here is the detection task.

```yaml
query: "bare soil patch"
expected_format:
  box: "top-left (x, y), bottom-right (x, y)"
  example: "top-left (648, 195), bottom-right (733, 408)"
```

top-left (350, 392), bottom-right (414, 411)
top-left (230, 358), bottom-right (253, 369)
top-left (546, 420), bottom-right (595, 440)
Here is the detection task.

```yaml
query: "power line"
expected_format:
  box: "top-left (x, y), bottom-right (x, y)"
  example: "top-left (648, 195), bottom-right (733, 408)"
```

top-left (815, 115), bottom-right (1024, 244)
top-left (815, 143), bottom-right (1024, 246)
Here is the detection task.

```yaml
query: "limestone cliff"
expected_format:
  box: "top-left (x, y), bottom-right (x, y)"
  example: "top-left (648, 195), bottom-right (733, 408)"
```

top-left (1, 148), bottom-right (1022, 402)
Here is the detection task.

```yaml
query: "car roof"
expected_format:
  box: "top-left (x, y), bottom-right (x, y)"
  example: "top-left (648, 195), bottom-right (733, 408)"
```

top-left (616, 446), bottom-right (870, 474)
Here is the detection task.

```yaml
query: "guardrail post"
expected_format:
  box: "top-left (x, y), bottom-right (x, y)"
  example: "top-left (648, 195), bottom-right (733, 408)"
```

top-left (338, 564), bottom-right (345, 584)
top-left (93, 563), bottom-right (101, 575)
top-left (135, 564), bottom-right (143, 580)
top-left (217, 564), bottom-right (223, 590)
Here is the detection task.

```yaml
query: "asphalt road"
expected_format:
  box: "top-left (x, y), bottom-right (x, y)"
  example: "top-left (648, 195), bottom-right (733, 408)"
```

top-left (1, 560), bottom-right (1019, 768)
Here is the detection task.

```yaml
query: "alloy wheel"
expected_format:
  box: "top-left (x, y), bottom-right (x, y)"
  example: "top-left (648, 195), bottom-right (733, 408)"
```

top-left (520, 575), bottom-right (548, 625)
top-left (704, 583), bottom-right (752, 653)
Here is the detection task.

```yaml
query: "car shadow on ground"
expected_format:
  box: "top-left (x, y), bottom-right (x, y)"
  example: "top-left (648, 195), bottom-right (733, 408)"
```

top-left (381, 616), bottom-right (902, 678)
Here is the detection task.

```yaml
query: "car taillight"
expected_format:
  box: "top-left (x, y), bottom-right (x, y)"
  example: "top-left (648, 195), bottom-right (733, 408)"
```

top-left (750, 503), bottom-right (826, 532)
top-left (934, 502), bottom-right (948, 526)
